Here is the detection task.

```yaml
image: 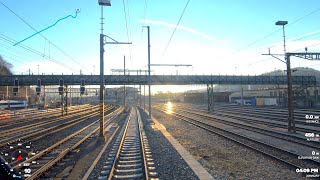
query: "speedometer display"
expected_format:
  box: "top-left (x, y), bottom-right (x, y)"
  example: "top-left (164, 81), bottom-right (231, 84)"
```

top-left (0, 139), bottom-right (38, 179)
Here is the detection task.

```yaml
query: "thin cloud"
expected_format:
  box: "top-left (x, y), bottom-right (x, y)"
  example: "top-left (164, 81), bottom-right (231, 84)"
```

top-left (140, 19), bottom-right (213, 40)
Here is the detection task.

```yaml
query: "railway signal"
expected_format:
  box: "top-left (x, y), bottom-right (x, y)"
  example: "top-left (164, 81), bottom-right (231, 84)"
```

top-left (80, 79), bottom-right (85, 95)
top-left (59, 79), bottom-right (64, 95)
top-left (36, 79), bottom-right (41, 96)
top-left (58, 87), bottom-right (64, 95)
top-left (80, 86), bottom-right (85, 95)
top-left (13, 78), bottom-right (19, 96)
top-left (59, 79), bottom-right (64, 87)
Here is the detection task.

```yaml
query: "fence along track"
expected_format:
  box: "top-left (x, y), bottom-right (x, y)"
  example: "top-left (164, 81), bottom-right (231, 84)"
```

top-left (98, 107), bottom-right (158, 180)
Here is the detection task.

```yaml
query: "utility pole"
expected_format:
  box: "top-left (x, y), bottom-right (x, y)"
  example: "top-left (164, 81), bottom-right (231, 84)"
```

top-left (139, 69), bottom-right (142, 108)
top-left (98, 0), bottom-right (131, 138)
top-left (143, 26), bottom-right (151, 116)
top-left (43, 85), bottom-right (46, 107)
top-left (124, 55), bottom-right (126, 107)
top-left (263, 21), bottom-right (320, 132)
top-left (147, 26), bottom-right (151, 117)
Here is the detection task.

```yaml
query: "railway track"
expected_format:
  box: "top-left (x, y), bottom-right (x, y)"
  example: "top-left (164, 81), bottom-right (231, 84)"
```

top-left (0, 105), bottom-right (116, 148)
top-left (157, 105), bottom-right (320, 150)
top-left (174, 104), bottom-right (320, 133)
top-left (0, 105), bottom-right (118, 175)
top-left (96, 107), bottom-right (158, 180)
top-left (0, 105), bottom-right (102, 139)
top-left (12, 107), bottom-right (124, 179)
top-left (0, 104), bottom-right (93, 130)
top-left (153, 106), bottom-right (320, 178)
top-left (207, 104), bottom-right (320, 125)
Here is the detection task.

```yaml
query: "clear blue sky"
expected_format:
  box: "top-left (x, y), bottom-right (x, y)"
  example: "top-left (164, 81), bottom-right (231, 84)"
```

top-left (1, 0), bottom-right (320, 79)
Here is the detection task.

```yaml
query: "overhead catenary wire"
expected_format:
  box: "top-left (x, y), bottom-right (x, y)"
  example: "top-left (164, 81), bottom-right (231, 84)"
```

top-left (0, 34), bottom-right (75, 71)
top-left (162, 0), bottom-right (191, 57)
top-left (233, 7), bottom-right (320, 56)
top-left (122, 0), bottom-right (132, 62)
top-left (233, 8), bottom-right (320, 72)
top-left (0, 1), bottom-right (91, 74)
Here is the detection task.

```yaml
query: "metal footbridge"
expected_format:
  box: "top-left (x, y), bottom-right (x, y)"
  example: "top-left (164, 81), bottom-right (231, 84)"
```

top-left (0, 75), bottom-right (316, 86)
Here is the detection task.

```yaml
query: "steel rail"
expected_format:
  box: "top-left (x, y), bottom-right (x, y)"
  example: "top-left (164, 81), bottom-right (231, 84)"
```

top-left (0, 105), bottom-right (101, 138)
top-left (0, 105), bottom-right (114, 147)
top-left (163, 105), bottom-right (320, 150)
top-left (17, 107), bottom-right (124, 179)
top-left (154, 107), bottom-right (320, 175)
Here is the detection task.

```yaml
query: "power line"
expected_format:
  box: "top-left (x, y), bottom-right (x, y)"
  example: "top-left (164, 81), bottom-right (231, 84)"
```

top-left (162, 0), bottom-right (191, 56)
top-left (0, 34), bottom-right (75, 71)
top-left (0, 1), bottom-right (91, 73)
top-left (233, 7), bottom-right (320, 55)
top-left (122, 0), bottom-right (129, 42)
top-left (233, 29), bottom-right (282, 54)
top-left (122, 0), bottom-right (132, 61)
top-left (287, 8), bottom-right (320, 28)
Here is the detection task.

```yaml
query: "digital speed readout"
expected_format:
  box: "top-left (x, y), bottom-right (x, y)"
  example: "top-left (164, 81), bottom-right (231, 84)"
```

top-left (0, 139), bottom-right (38, 179)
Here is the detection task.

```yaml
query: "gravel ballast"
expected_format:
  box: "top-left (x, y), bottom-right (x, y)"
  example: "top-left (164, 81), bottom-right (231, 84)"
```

top-left (152, 107), bottom-right (307, 180)
top-left (139, 109), bottom-right (200, 180)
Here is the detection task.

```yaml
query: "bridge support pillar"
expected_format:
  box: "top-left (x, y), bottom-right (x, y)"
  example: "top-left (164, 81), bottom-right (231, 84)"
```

top-left (207, 84), bottom-right (214, 112)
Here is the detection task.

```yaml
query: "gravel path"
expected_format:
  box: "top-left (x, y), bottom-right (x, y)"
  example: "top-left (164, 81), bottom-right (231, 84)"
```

top-left (152, 108), bottom-right (307, 180)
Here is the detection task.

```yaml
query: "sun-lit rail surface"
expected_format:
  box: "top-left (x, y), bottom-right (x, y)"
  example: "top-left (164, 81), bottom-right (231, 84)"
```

top-left (151, 102), bottom-right (320, 178)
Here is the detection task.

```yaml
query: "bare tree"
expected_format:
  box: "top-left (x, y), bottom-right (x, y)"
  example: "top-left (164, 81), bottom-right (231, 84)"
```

top-left (0, 55), bottom-right (12, 75)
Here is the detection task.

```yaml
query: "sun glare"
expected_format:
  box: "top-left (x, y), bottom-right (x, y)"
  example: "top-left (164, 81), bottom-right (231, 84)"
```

top-left (166, 101), bottom-right (173, 114)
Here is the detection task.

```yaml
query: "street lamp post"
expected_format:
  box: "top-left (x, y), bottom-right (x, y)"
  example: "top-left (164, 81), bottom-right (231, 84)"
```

top-left (98, 0), bottom-right (111, 138)
top-left (98, 0), bottom-right (131, 138)
top-left (275, 20), bottom-right (296, 132)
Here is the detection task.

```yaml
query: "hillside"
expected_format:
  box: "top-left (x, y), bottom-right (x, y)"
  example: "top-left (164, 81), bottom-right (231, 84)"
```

top-left (0, 55), bottom-right (34, 102)
top-left (0, 55), bottom-right (12, 75)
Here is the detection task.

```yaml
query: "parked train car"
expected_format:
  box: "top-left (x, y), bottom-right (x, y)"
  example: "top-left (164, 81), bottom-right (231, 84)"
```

top-left (0, 100), bottom-right (28, 110)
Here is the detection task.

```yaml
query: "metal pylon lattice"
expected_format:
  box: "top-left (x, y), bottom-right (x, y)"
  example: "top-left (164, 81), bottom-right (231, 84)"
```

top-left (207, 84), bottom-right (214, 112)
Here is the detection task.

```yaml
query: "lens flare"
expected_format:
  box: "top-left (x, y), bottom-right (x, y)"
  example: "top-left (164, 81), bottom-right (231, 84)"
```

top-left (166, 102), bottom-right (173, 114)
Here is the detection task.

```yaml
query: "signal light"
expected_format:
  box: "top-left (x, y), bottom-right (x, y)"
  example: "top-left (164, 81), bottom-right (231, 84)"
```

top-left (36, 87), bottom-right (41, 95)
top-left (14, 79), bottom-right (19, 87)
top-left (37, 79), bottom-right (41, 87)
top-left (59, 79), bottom-right (64, 87)
top-left (80, 86), bottom-right (85, 95)
top-left (81, 79), bottom-right (85, 87)
top-left (58, 86), bottom-right (64, 95)
top-left (13, 87), bottom-right (18, 93)
top-left (13, 87), bottom-right (18, 96)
